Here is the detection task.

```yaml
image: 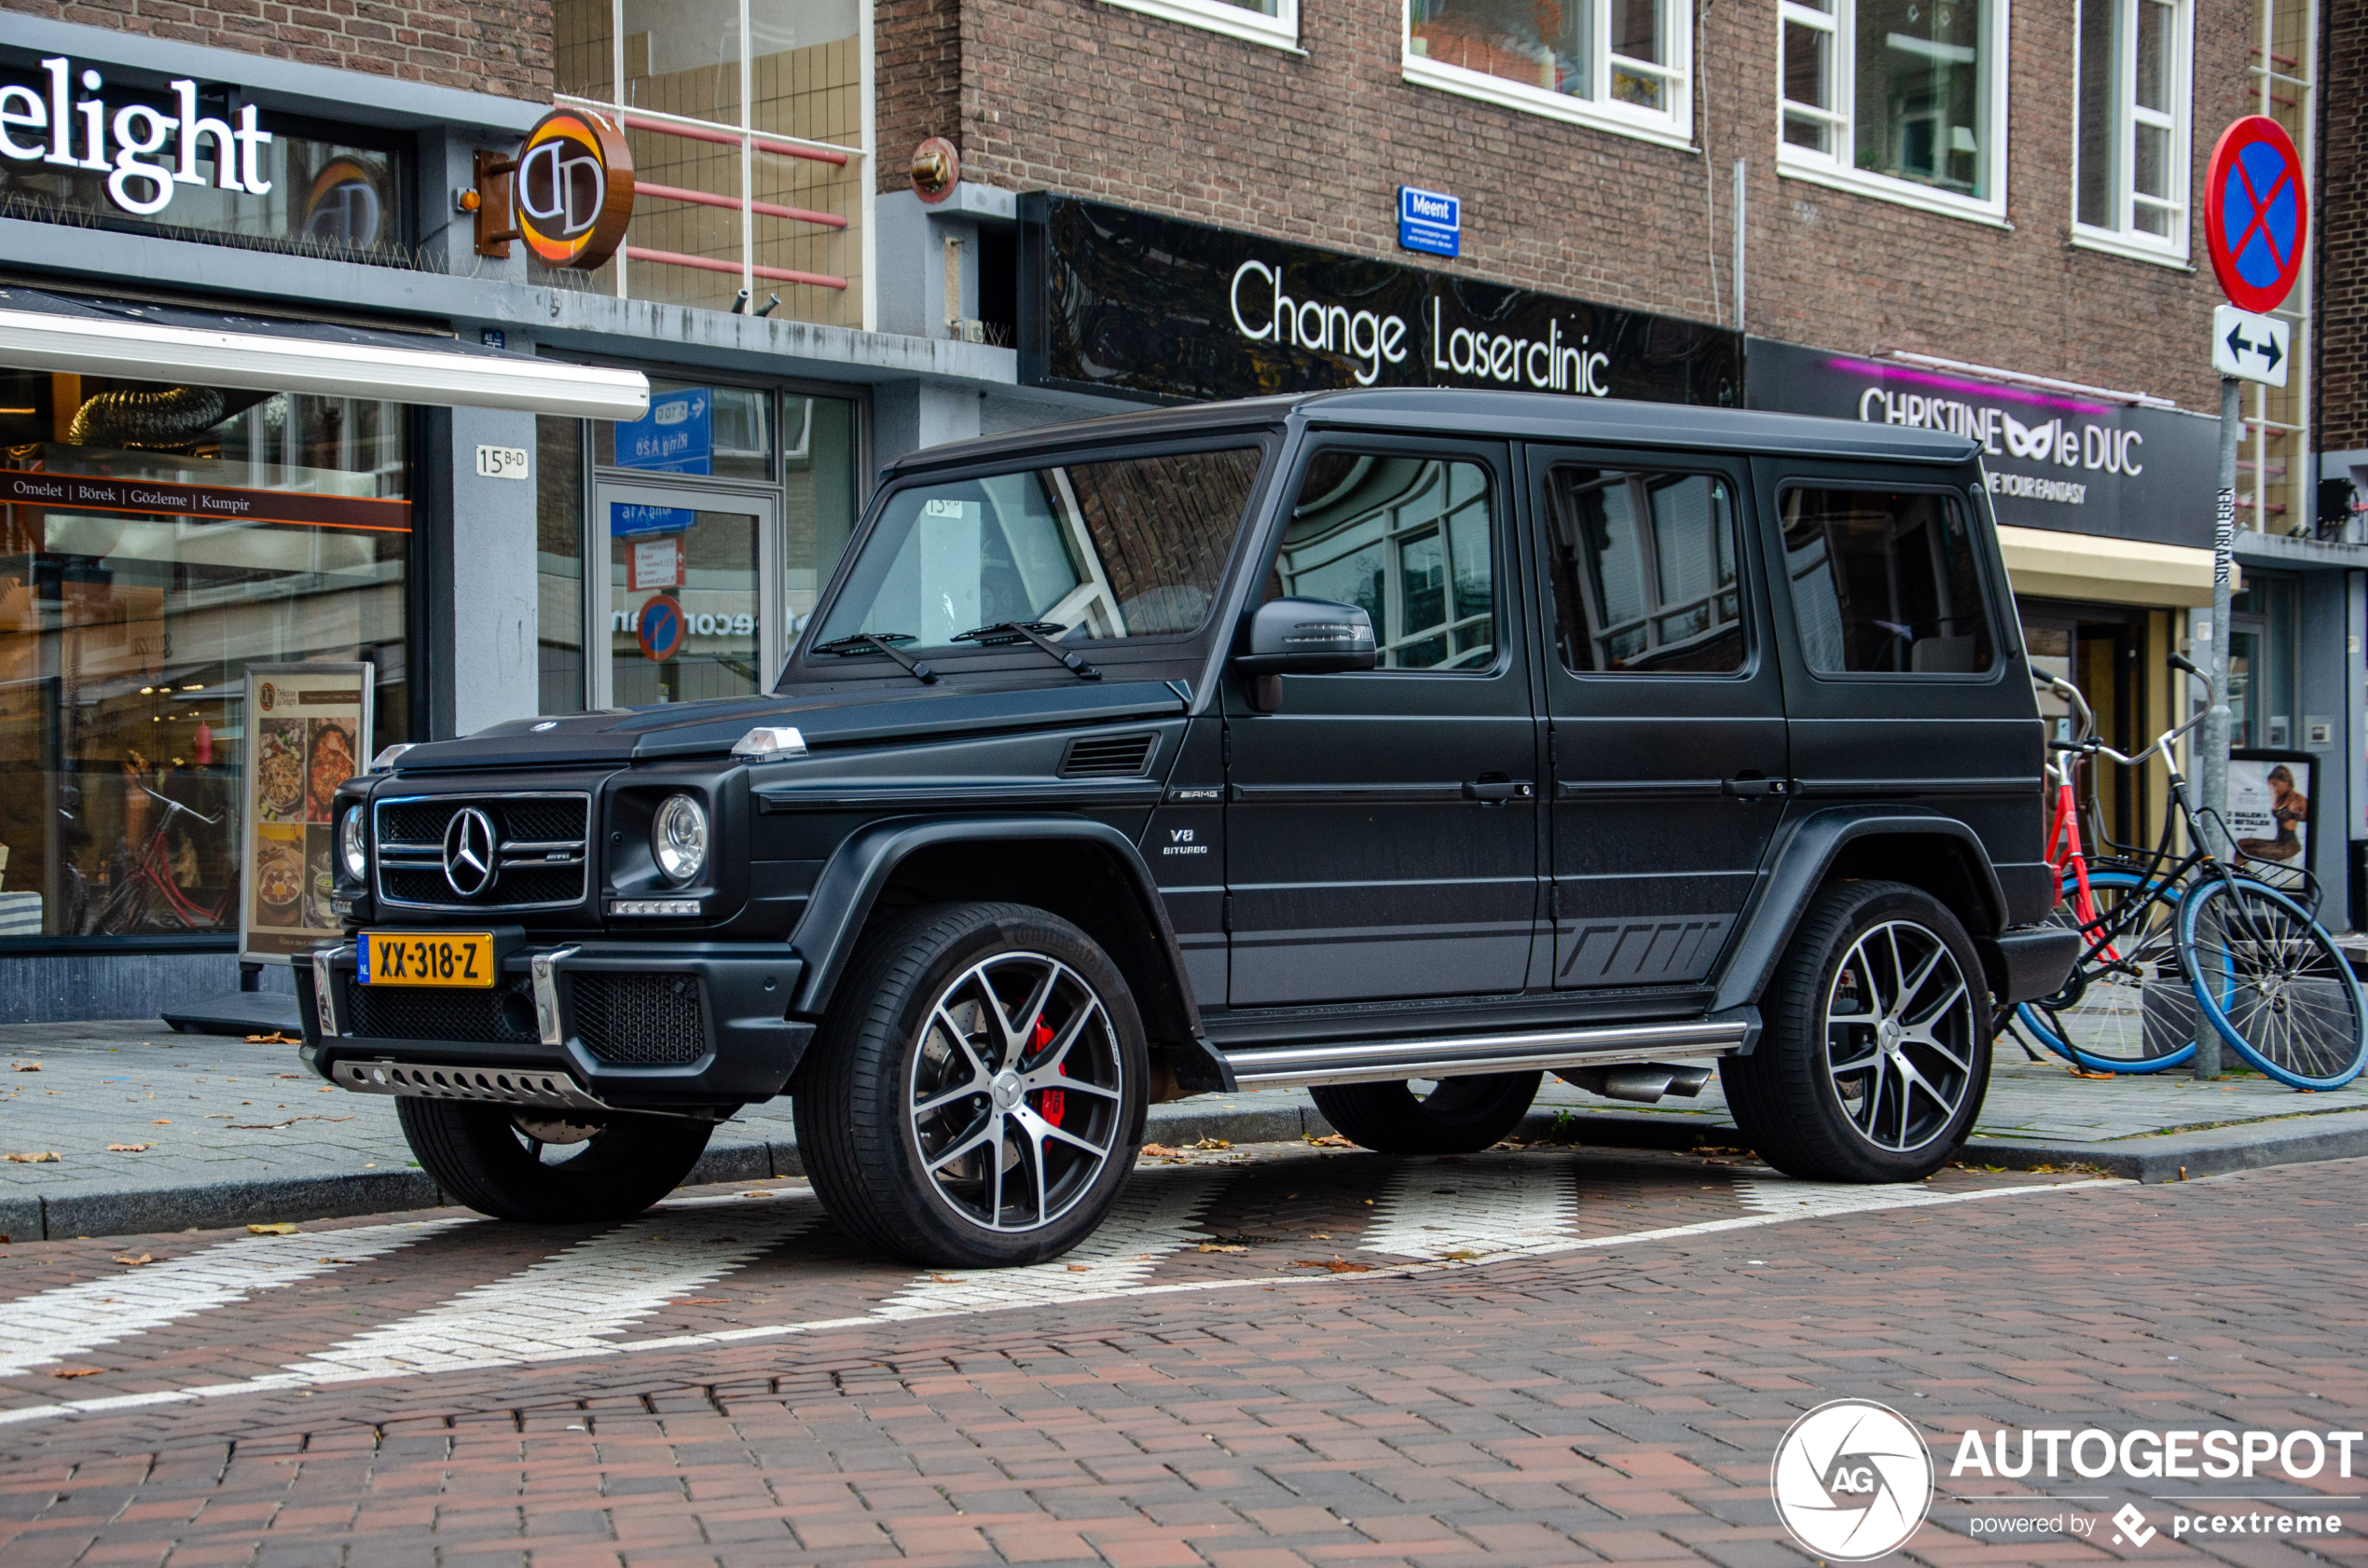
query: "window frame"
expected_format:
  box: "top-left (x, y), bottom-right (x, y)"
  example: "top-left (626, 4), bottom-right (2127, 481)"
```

top-left (1402, 0), bottom-right (1697, 152)
top-left (1541, 463), bottom-right (1756, 680)
top-left (2069, 0), bottom-right (2195, 266)
top-left (1774, 479), bottom-right (2004, 683)
top-left (1098, 0), bottom-right (1301, 51)
top-left (1775, 0), bottom-right (2012, 227)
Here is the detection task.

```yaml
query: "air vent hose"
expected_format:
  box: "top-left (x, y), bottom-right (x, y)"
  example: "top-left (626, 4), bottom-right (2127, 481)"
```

top-left (68, 386), bottom-right (228, 449)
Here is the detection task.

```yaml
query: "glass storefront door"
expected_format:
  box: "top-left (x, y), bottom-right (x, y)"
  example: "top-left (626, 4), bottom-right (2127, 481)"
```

top-left (589, 480), bottom-right (781, 708)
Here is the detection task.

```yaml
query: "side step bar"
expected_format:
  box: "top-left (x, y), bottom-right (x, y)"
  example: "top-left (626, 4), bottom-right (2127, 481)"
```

top-left (1218, 1017), bottom-right (1749, 1092)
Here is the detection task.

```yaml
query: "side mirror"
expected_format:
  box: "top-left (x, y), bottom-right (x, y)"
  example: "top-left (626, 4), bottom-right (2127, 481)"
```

top-left (1233, 597), bottom-right (1377, 710)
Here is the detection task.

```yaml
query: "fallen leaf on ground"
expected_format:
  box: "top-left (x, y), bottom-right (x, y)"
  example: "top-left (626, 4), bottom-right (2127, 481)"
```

top-left (929, 1273), bottom-right (958, 1283)
top-left (244, 1033), bottom-right (300, 1044)
top-left (247, 1222), bottom-right (300, 1235)
top-left (1441, 1249), bottom-right (1481, 1261)
top-left (227, 1116), bottom-right (353, 1130)
top-left (1066, 1264), bottom-right (1091, 1271)
top-left (112, 1254), bottom-right (152, 1267)
top-left (11, 1063), bottom-right (37, 1072)
top-left (4, 1151), bottom-right (59, 1163)
top-left (1139, 1143), bottom-right (1178, 1158)
top-left (1196, 1243), bottom-right (1247, 1254)
top-left (1296, 1258), bottom-right (1374, 1273)
top-left (151, 1119), bottom-right (171, 1125)
top-left (1304, 1134), bottom-right (1355, 1148)
top-left (105, 1144), bottom-right (151, 1153)
top-left (50, 1367), bottom-right (103, 1379)
top-left (1192, 1137), bottom-right (1232, 1150)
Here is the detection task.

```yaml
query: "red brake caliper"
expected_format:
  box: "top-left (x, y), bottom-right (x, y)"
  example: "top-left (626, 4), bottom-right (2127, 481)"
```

top-left (1031, 1019), bottom-right (1066, 1126)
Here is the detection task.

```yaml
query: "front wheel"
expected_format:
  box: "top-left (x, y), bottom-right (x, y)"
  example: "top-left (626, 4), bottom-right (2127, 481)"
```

top-left (396, 1099), bottom-right (715, 1223)
top-left (1722, 879), bottom-right (1990, 1182)
top-left (2180, 876), bottom-right (2368, 1090)
top-left (793, 902), bottom-right (1148, 1269)
top-left (1310, 1072), bottom-right (1541, 1155)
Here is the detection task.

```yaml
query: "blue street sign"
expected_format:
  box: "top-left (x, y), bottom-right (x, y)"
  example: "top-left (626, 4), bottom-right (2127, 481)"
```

top-left (614, 387), bottom-right (714, 474)
top-left (610, 502), bottom-right (697, 538)
top-left (1398, 186), bottom-right (1460, 258)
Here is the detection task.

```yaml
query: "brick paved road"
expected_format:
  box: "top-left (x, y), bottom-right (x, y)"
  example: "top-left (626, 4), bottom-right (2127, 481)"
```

top-left (0, 1142), bottom-right (2361, 1566)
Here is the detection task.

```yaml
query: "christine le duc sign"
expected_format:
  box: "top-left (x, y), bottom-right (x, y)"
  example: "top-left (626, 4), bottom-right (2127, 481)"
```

top-left (1019, 195), bottom-right (1742, 409)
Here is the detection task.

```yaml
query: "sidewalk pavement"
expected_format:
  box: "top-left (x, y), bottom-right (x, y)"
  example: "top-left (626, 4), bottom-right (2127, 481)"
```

top-left (3, 1016), bottom-right (2361, 1240)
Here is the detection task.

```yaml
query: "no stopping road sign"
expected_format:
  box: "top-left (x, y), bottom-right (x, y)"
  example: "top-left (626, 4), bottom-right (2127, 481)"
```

top-left (2204, 116), bottom-right (2307, 314)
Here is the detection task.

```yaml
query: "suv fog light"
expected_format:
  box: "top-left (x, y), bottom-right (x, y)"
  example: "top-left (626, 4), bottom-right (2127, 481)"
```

top-left (338, 806), bottom-right (367, 880)
top-left (652, 794), bottom-right (709, 885)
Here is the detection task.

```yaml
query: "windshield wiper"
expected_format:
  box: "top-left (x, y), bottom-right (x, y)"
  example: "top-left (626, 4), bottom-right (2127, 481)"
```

top-left (953, 621), bottom-right (1100, 681)
top-left (808, 631), bottom-right (940, 684)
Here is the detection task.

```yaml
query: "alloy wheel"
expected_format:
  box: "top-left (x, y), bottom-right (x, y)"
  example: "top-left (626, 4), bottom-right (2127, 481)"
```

top-left (1824, 919), bottom-right (1978, 1153)
top-left (907, 951), bottom-right (1124, 1232)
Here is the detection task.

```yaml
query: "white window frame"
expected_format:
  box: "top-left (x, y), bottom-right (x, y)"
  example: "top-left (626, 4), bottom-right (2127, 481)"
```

top-left (2070, 0), bottom-right (2194, 266)
top-left (1097, 0), bottom-right (1301, 52)
top-left (1401, 0), bottom-right (1695, 153)
top-left (1776, 0), bottom-right (2011, 227)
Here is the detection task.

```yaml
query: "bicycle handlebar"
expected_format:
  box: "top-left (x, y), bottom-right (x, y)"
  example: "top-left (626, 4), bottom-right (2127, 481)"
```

top-left (2067, 655), bottom-right (2216, 773)
top-left (131, 779), bottom-right (223, 827)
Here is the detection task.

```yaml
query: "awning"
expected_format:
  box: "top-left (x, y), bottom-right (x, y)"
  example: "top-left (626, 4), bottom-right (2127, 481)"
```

top-left (1996, 524), bottom-right (2236, 609)
top-left (0, 286), bottom-right (648, 421)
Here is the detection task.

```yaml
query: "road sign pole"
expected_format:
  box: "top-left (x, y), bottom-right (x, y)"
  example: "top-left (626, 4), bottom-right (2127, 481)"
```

top-left (2195, 375), bottom-right (2239, 1080)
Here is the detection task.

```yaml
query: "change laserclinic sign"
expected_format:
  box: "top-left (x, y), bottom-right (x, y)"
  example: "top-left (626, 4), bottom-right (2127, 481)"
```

top-left (1018, 196), bottom-right (1741, 407)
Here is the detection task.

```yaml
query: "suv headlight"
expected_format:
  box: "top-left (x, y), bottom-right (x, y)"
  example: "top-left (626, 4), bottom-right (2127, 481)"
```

top-left (338, 805), bottom-right (368, 880)
top-left (651, 794), bottom-right (709, 885)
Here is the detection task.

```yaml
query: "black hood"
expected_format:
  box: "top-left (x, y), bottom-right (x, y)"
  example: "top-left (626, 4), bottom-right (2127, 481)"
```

top-left (388, 681), bottom-right (1191, 773)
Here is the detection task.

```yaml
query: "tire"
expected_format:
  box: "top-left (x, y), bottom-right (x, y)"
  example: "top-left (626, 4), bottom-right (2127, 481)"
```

top-left (2179, 875), bottom-right (2368, 1090)
top-left (1309, 1073), bottom-right (1541, 1155)
top-left (792, 901), bottom-right (1148, 1269)
top-left (2015, 868), bottom-right (2198, 1074)
top-left (396, 1098), bottom-right (714, 1224)
top-left (1721, 880), bottom-right (1991, 1182)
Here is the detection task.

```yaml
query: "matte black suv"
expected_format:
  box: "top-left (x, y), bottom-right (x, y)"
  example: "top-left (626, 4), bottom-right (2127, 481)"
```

top-left (296, 390), bottom-right (2079, 1267)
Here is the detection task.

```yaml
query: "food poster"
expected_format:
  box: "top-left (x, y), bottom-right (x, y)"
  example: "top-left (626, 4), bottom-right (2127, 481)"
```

top-left (240, 664), bottom-right (371, 963)
top-left (2227, 751), bottom-right (2314, 891)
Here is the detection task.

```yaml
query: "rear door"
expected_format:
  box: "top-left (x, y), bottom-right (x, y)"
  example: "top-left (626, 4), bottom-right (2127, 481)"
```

top-left (1526, 445), bottom-right (1789, 988)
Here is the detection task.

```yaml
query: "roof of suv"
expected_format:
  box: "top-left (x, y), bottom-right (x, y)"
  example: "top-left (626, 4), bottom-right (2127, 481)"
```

top-left (887, 388), bottom-right (1983, 474)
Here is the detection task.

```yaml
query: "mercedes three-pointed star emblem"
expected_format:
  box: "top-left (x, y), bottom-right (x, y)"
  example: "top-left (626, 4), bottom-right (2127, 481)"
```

top-left (442, 806), bottom-right (498, 899)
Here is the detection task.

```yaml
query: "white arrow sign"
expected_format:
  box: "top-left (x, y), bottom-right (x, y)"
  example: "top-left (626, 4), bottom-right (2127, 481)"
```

top-left (2213, 303), bottom-right (2290, 386)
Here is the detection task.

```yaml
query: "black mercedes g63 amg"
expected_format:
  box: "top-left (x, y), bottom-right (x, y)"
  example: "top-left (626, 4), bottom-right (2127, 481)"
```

top-left (296, 389), bottom-right (2078, 1267)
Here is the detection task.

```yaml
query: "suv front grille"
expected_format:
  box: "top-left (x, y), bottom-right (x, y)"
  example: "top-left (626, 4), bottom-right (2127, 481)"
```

top-left (373, 792), bottom-right (591, 912)
top-left (342, 974), bottom-right (540, 1045)
top-left (571, 973), bottom-right (708, 1066)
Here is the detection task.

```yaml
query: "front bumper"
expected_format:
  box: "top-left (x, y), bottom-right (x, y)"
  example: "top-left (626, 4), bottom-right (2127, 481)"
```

top-left (295, 939), bottom-right (813, 1112)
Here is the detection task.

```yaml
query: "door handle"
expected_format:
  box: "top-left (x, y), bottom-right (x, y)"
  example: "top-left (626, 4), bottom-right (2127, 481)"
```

top-left (1721, 777), bottom-right (1794, 799)
top-left (1464, 779), bottom-right (1535, 804)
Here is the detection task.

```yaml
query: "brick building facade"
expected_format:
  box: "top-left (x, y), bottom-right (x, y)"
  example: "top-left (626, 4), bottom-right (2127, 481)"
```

top-left (2320, 0), bottom-right (2365, 468)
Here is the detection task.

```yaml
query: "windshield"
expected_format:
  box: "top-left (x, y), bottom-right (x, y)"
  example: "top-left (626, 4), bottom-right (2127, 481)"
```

top-left (810, 446), bottom-right (1266, 653)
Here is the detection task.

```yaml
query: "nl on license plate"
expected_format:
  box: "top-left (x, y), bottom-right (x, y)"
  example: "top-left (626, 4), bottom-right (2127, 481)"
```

top-left (357, 931), bottom-right (495, 988)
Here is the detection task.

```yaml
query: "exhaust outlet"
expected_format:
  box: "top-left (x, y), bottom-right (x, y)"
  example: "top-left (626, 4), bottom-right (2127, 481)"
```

top-left (1556, 1062), bottom-right (1715, 1105)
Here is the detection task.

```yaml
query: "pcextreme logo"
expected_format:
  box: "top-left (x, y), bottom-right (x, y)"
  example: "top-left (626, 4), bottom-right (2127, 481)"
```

top-left (1770, 1399), bottom-right (1934, 1561)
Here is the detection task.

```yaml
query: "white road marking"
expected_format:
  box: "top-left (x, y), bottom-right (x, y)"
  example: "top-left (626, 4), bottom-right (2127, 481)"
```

top-left (0, 1177), bottom-right (2119, 1432)
top-left (874, 1176), bottom-right (1214, 1319)
top-left (0, 1219), bottom-right (465, 1378)
top-left (1739, 1179), bottom-right (1963, 1217)
top-left (1361, 1154), bottom-right (1576, 1259)
top-left (284, 1203), bottom-right (816, 1382)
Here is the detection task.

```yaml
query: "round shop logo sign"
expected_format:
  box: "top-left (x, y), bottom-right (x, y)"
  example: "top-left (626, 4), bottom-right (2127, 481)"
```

top-left (1771, 1399), bottom-right (1934, 1561)
top-left (514, 107), bottom-right (634, 271)
top-left (256, 681), bottom-right (276, 711)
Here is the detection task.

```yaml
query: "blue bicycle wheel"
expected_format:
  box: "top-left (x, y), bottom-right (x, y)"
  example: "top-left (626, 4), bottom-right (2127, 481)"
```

top-left (2016, 869), bottom-right (2198, 1074)
top-left (2180, 875), bottom-right (2368, 1091)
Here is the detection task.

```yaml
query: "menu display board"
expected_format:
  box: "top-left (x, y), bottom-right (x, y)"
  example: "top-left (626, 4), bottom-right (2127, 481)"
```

top-left (239, 663), bottom-right (371, 963)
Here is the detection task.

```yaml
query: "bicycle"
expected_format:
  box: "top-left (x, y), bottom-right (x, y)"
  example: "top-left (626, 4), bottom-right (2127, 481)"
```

top-left (83, 781), bottom-right (231, 936)
top-left (2016, 655), bottom-right (2368, 1090)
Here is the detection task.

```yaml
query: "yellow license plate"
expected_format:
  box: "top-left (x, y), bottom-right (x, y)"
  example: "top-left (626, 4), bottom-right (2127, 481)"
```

top-left (358, 931), bottom-right (495, 988)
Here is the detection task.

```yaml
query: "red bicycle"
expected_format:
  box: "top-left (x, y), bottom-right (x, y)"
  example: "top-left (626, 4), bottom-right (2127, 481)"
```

top-left (85, 781), bottom-right (231, 935)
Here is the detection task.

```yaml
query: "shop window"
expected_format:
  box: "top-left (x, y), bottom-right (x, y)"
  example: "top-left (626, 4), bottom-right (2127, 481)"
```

top-left (550, 0), bottom-right (867, 330)
top-left (1545, 468), bottom-right (1743, 674)
top-left (0, 370), bottom-right (408, 942)
top-left (1778, 0), bottom-right (2004, 222)
top-left (2073, 0), bottom-right (2191, 261)
top-left (1262, 454), bottom-right (1495, 671)
top-left (1095, 0), bottom-right (1299, 50)
top-left (1781, 487), bottom-right (1994, 675)
top-left (1407, 0), bottom-right (1692, 146)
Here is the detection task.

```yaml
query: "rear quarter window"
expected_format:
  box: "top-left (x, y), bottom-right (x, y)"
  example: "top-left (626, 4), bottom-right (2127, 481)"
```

top-left (1780, 486), bottom-right (1995, 676)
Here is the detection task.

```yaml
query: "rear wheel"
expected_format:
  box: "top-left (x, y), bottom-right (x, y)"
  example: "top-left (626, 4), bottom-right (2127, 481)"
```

top-left (1722, 880), bottom-right (1989, 1182)
top-left (1310, 1072), bottom-right (1541, 1155)
top-left (2180, 876), bottom-right (2368, 1090)
top-left (2016, 868), bottom-right (2198, 1074)
top-left (794, 902), bottom-right (1147, 1268)
top-left (395, 1098), bottom-right (714, 1223)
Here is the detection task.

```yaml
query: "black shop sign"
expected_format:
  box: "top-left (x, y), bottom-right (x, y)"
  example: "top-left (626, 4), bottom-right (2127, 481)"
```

top-left (1018, 195), bottom-right (1741, 408)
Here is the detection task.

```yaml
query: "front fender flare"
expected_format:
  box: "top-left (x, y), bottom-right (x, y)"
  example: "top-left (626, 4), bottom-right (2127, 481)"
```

top-left (786, 814), bottom-right (1205, 1040)
top-left (1710, 806), bottom-right (2007, 1017)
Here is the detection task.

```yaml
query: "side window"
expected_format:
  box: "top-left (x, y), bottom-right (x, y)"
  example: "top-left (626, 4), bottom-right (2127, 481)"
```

top-left (1545, 467), bottom-right (1744, 674)
top-left (1781, 487), bottom-right (1996, 675)
top-left (1263, 453), bottom-right (1495, 670)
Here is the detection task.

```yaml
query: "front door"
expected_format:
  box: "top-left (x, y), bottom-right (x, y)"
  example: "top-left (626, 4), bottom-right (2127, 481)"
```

top-left (590, 480), bottom-right (783, 708)
top-left (1527, 446), bottom-right (1787, 988)
top-left (1223, 439), bottom-right (1539, 1007)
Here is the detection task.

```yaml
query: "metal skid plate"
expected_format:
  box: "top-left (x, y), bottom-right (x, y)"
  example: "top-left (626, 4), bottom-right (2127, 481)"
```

top-left (331, 1058), bottom-right (610, 1112)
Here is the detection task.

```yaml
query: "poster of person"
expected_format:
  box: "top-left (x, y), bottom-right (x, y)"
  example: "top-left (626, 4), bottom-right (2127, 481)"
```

top-left (2227, 751), bottom-right (2313, 891)
top-left (241, 664), bottom-right (373, 964)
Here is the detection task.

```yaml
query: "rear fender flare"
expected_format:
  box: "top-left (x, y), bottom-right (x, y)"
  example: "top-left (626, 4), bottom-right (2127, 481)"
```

top-left (1711, 806), bottom-right (2007, 1018)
